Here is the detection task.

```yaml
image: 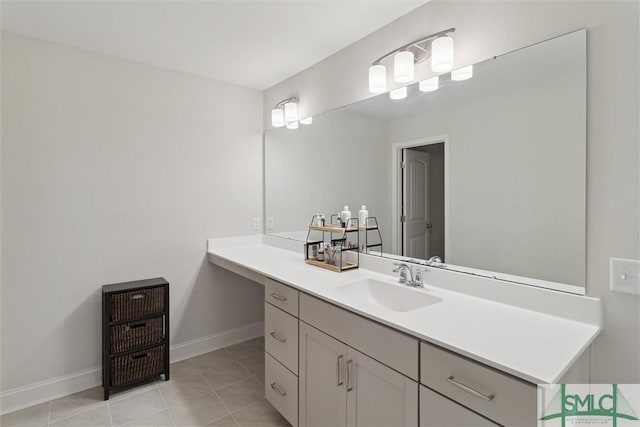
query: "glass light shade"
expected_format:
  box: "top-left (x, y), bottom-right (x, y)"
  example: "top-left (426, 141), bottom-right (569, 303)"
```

top-left (389, 86), bottom-right (407, 100)
top-left (286, 121), bottom-right (299, 130)
top-left (451, 65), bottom-right (473, 81)
top-left (368, 64), bottom-right (387, 93)
top-left (419, 76), bottom-right (439, 92)
top-left (431, 36), bottom-right (454, 72)
top-left (394, 51), bottom-right (414, 83)
top-left (300, 117), bottom-right (313, 125)
top-left (284, 101), bottom-right (298, 122)
top-left (271, 108), bottom-right (285, 127)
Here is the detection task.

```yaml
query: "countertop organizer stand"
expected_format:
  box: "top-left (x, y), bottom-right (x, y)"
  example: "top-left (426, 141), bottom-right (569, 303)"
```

top-left (360, 216), bottom-right (383, 254)
top-left (102, 277), bottom-right (169, 400)
top-left (304, 214), bottom-right (359, 272)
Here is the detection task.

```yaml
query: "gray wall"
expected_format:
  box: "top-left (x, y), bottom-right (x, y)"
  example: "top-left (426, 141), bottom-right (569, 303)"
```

top-left (1, 33), bottom-right (265, 391)
top-left (264, 1), bottom-right (640, 383)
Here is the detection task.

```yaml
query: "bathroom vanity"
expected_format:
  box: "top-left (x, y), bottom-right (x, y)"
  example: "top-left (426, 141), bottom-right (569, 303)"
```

top-left (207, 235), bottom-right (601, 427)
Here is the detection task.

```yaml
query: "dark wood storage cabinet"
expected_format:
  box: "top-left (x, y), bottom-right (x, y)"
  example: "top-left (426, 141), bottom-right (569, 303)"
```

top-left (102, 277), bottom-right (169, 400)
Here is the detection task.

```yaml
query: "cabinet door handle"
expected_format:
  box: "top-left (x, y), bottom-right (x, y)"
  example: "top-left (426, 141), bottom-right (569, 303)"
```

top-left (346, 359), bottom-right (354, 392)
top-left (270, 382), bottom-right (287, 397)
top-left (337, 355), bottom-right (344, 386)
top-left (270, 331), bottom-right (287, 343)
top-left (131, 294), bottom-right (146, 300)
top-left (270, 293), bottom-right (287, 302)
top-left (447, 376), bottom-right (495, 401)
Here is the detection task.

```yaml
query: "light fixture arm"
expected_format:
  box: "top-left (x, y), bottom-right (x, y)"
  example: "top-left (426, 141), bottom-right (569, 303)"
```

top-left (273, 97), bottom-right (298, 109)
top-left (371, 27), bottom-right (455, 66)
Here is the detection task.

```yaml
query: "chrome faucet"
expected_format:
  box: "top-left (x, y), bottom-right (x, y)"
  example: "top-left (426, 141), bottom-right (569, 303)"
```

top-left (392, 263), bottom-right (425, 288)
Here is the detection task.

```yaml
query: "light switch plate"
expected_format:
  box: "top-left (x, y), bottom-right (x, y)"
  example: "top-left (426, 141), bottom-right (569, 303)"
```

top-left (610, 257), bottom-right (640, 295)
top-left (252, 217), bottom-right (261, 231)
top-left (266, 217), bottom-right (274, 230)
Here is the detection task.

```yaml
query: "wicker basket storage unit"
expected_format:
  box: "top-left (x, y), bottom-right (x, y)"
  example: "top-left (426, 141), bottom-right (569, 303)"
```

top-left (102, 277), bottom-right (169, 400)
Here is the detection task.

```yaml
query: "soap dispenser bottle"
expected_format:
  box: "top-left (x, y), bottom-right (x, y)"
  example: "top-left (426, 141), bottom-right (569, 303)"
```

top-left (340, 206), bottom-right (351, 227)
top-left (359, 205), bottom-right (368, 228)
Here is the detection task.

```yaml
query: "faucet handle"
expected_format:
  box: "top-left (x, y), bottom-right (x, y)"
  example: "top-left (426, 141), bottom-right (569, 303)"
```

top-left (392, 263), bottom-right (402, 272)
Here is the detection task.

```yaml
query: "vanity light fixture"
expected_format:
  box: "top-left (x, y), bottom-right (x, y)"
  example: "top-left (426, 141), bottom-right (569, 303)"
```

top-left (389, 86), bottom-right (407, 100)
top-left (419, 76), bottom-right (439, 92)
top-left (271, 97), bottom-right (300, 129)
top-left (451, 65), bottom-right (473, 81)
top-left (368, 27), bottom-right (455, 94)
top-left (300, 117), bottom-right (313, 125)
top-left (286, 121), bottom-right (299, 130)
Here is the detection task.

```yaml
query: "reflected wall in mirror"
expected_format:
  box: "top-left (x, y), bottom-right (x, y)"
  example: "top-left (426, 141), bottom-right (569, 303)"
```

top-left (265, 30), bottom-right (586, 292)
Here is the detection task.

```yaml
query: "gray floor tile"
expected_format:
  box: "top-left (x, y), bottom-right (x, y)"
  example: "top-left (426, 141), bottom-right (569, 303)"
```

top-left (0, 401), bottom-right (50, 427)
top-left (237, 353), bottom-right (265, 385)
top-left (50, 387), bottom-right (105, 421)
top-left (169, 393), bottom-right (229, 427)
top-left (109, 388), bottom-right (167, 426)
top-left (190, 350), bottom-right (234, 372)
top-left (225, 338), bottom-right (264, 360)
top-left (169, 360), bottom-right (200, 380)
top-left (231, 400), bottom-right (287, 427)
top-left (205, 415), bottom-right (238, 427)
top-left (202, 362), bottom-right (251, 390)
top-left (121, 409), bottom-right (175, 427)
top-left (109, 379), bottom-right (158, 402)
top-left (158, 374), bottom-right (213, 407)
top-left (217, 378), bottom-right (264, 413)
top-left (49, 405), bottom-right (111, 427)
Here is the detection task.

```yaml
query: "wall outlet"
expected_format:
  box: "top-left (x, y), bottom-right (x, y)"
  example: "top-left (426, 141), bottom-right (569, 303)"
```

top-left (266, 217), bottom-right (274, 230)
top-left (610, 258), bottom-right (640, 296)
top-left (252, 217), bottom-right (261, 231)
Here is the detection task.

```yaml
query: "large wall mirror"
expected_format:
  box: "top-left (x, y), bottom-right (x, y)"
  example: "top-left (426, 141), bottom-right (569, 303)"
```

top-left (265, 30), bottom-right (586, 293)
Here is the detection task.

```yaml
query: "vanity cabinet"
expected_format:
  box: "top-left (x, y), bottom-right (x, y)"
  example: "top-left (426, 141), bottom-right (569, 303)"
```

top-left (264, 279), bottom-right (300, 427)
top-left (299, 322), bottom-right (418, 427)
top-left (420, 386), bottom-right (498, 427)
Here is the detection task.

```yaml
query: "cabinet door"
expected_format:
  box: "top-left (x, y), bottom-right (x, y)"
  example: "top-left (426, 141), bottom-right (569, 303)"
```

top-left (346, 347), bottom-right (418, 427)
top-left (299, 322), bottom-right (348, 427)
top-left (420, 386), bottom-right (498, 427)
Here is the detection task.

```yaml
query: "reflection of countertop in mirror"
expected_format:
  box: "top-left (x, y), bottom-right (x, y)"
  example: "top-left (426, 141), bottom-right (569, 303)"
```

top-left (207, 234), bottom-right (601, 384)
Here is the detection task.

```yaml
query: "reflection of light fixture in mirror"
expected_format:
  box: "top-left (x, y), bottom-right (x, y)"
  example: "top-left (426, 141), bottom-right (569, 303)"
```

top-left (431, 36), bottom-right (454, 72)
top-left (451, 65), bottom-right (473, 81)
top-left (394, 51), bottom-right (414, 83)
top-left (300, 117), bottom-right (313, 125)
top-left (286, 121), bottom-right (299, 129)
top-left (389, 87), bottom-right (407, 100)
top-left (368, 27), bottom-right (455, 94)
top-left (419, 76), bottom-right (439, 92)
top-left (271, 97), bottom-right (300, 129)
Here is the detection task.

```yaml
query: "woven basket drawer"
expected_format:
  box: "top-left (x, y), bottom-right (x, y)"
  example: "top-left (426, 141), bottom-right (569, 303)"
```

top-left (110, 316), bottom-right (164, 354)
top-left (111, 346), bottom-right (164, 387)
top-left (111, 287), bottom-right (165, 322)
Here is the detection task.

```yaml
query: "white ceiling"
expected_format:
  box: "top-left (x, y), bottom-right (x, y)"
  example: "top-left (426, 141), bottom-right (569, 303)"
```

top-left (0, 1), bottom-right (427, 90)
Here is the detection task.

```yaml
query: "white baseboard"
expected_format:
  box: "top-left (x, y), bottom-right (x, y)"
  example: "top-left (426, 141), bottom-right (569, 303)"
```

top-left (0, 322), bottom-right (264, 416)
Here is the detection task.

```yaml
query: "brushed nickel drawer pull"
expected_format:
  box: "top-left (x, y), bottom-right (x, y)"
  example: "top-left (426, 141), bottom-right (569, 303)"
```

top-left (270, 293), bottom-right (287, 302)
top-left (270, 382), bottom-right (287, 397)
top-left (270, 331), bottom-right (287, 343)
top-left (447, 376), bottom-right (495, 401)
top-left (131, 294), bottom-right (145, 300)
top-left (347, 359), bottom-right (354, 392)
top-left (337, 355), bottom-right (344, 386)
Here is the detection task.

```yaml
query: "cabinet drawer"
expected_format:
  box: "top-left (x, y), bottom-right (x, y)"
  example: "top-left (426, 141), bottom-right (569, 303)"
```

top-left (420, 385), bottom-right (498, 427)
top-left (111, 345), bottom-right (165, 387)
top-left (300, 293), bottom-right (418, 380)
top-left (265, 352), bottom-right (298, 427)
top-left (265, 278), bottom-right (299, 317)
top-left (265, 302), bottom-right (299, 374)
top-left (110, 316), bottom-right (164, 354)
top-left (420, 342), bottom-right (536, 427)
top-left (110, 287), bottom-right (165, 322)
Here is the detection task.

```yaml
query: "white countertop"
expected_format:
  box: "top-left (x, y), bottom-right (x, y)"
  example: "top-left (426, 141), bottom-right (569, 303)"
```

top-left (208, 235), bottom-right (601, 385)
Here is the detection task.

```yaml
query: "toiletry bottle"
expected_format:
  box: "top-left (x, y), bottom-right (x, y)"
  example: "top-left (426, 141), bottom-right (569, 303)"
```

top-left (358, 205), bottom-right (368, 228)
top-left (340, 206), bottom-right (351, 227)
top-left (319, 213), bottom-right (325, 227)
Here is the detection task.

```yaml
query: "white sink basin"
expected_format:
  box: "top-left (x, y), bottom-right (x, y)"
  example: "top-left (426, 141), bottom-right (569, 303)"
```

top-left (336, 278), bottom-right (441, 313)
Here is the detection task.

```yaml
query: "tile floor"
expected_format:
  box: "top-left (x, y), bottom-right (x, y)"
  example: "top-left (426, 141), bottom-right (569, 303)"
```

top-left (1, 337), bottom-right (290, 427)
